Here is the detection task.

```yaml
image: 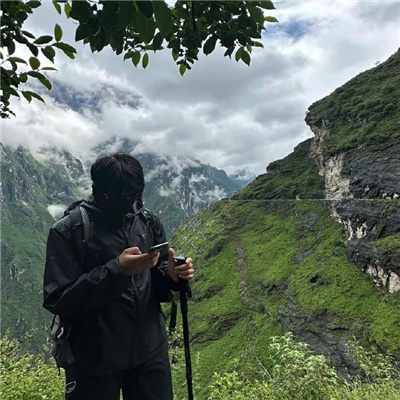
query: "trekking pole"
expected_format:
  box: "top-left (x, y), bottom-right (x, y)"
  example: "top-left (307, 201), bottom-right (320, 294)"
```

top-left (175, 256), bottom-right (194, 400)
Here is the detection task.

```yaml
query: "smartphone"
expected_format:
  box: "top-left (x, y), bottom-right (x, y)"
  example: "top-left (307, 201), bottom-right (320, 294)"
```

top-left (147, 242), bottom-right (169, 252)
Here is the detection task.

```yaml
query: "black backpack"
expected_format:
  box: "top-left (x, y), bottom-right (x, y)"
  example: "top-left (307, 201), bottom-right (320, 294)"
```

top-left (50, 201), bottom-right (178, 372)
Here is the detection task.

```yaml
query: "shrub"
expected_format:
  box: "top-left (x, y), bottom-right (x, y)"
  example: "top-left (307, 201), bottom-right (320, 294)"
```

top-left (1, 333), bottom-right (64, 400)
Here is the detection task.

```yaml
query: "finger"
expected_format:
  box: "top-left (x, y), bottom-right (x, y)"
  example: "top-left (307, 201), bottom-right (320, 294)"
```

top-left (175, 261), bottom-right (193, 271)
top-left (125, 247), bottom-right (142, 255)
top-left (177, 270), bottom-right (194, 280)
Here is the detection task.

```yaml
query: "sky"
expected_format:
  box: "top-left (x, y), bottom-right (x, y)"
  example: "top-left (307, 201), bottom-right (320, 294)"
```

top-left (2, 0), bottom-right (400, 179)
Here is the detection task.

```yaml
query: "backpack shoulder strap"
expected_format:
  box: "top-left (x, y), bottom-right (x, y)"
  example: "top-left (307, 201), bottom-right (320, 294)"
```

top-left (68, 204), bottom-right (91, 265)
top-left (138, 207), bottom-right (165, 244)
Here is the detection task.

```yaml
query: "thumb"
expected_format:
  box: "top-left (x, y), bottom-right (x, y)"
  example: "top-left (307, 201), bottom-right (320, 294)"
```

top-left (168, 248), bottom-right (175, 264)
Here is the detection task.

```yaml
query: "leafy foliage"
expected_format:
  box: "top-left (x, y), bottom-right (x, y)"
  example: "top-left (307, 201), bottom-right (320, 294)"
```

top-left (0, 0), bottom-right (76, 118)
top-left (0, 333), bottom-right (64, 400)
top-left (1, 0), bottom-right (277, 118)
top-left (206, 333), bottom-right (400, 400)
top-left (3, 332), bottom-right (399, 400)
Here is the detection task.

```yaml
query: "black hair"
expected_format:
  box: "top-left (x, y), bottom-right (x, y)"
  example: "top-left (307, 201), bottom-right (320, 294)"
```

top-left (90, 153), bottom-right (145, 209)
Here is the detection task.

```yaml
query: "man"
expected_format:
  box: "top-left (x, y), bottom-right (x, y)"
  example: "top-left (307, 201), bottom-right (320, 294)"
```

top-left (43, 153), bottom-right (194, 400)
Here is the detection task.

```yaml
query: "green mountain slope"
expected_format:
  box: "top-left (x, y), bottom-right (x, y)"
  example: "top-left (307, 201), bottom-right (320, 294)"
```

top-left (1, 145), bottom-right (86, 352)
top-left (171, 199), bottom-right (400, 398)
top-left (169, 50), bottom-right (400, 398)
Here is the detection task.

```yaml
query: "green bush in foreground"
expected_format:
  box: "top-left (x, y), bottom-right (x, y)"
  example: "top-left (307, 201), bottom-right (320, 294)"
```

top-left (2, 332), bottom-right (400, 400)
top-left (1, 333), bottom-right (64, 400)
top-left (207, 333), bottom-right (400, 400)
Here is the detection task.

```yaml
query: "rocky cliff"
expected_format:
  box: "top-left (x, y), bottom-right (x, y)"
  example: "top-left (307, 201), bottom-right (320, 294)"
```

top-left (194, 50), bottom-right (400, 388)
top-left (235, 48), bottom-right (400, 294)
top-left (306, 49), bottom-right (400, 294)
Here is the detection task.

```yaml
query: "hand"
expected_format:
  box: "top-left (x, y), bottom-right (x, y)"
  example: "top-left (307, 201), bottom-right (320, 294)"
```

top-left (119, 247), bottom-right (160, 276)
top-left (167, 248), bottom-right (194, 282)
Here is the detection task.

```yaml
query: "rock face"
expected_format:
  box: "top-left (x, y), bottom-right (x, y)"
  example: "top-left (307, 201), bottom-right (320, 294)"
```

top-left (230, 49), bottom-right (400, 378)
top-left (304, 118), bottom-right (400, 293)
top-left (304, 49), bottom-right (400, 293)
top-left (332, 199), bottom-right (400, 294)
top-left (343, 143), bottom-right (400, 200)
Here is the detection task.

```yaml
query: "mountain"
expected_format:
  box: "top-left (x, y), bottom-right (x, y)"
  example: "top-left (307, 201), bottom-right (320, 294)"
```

top-left (48, 80), bottom-right (141, 114)
top-left (90, 136), bottom-right (246, 236)
top-left (1, 145), bottom-right (86, 352)
top-left (2, 47), bottom-right (400, 398)
top-left (169, 49), bottom-right (400, 398)
top-left (0, 140), bottom-right (245, 351)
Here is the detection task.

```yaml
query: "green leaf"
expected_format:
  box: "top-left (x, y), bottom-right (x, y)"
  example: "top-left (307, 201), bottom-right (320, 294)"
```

top-left (179, 63), bottom-right (186, 76)
top-left (70, 1), bottom-right (92, 23)
top-left (27, 1), bottom-right (41, 9)
top-left (7, 40), bottom-right (16, 56)
top-left (64, 52), bottom-right (76, 60)
top-left (22, 90), bottom-right (45, 103)
top-left (27, 43), bottom-right (38, 56)
top-left (53, 42), bottom-right (77, 54)
top-left (40, 67), bottom-right (58, 71)
top-left (203, 36), bottom-right (217, 56)
top-left (124, 52), bottom-right (136, 61)
top-left (29, 91), bottom-right (46, 103)
top-left (135, 10), bottom-right (156, 44)
top-left (52, 1), bottom-right (61, 14)
top-left (33, 35), bottom-right (53, 45)
top-left (98, 2), bottom-right (118, 31)
top-left (265, 16), bottom-right (279, 23)
top-left (241, 49), bottom-right (251, 66)
top-left (135, 0), bottom-right (153, 18)
top-left (27, 71), bottom-right (52, 90)
top-left (153, 0), bottom-right (173, 38)
top-left (171, 50), bottom-right (178, 61)
top-left (7, 87), bottom-right (20, 97)
top-left (235, 47), bottom-right (243, 62)
top-left (21, 30), bottom-right (36, 39)
top-left (132, 51), bottom-right (141, 67)
top-left (41, 46), bottom-right (56, 63)
top-left (75, 23), bottom-right (89, 42)
top-left (248, 6), bottom-right (265, 25)
top-left (21, 91), bottom-right (32, 102)
top-left (259, 1), bottom-right (276, 10)
top-left (152, 32), bottom-right (163, 51)
top-left (117, 1), bottom-right (136, 30)
top-left (64, 2), bottom-right (72, 18)
top-left (7, 57), bottom-right (27, 64)
top-left (142, 53), bottom-right (149, 68)
top-left (29, 57), bottom-right (40, 70)
top-left (224, 46), bottom-right (234, 58)
top-left (252, 41), bottom-right (264, 48)
top-left (20, 73), bottom-right (28, 83)
top-left (54, 24), bottom-right (63, 42)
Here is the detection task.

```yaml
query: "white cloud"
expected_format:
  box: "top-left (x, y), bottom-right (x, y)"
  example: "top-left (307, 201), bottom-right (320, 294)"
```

top-left (2, 1), bottom-right (399, 177)
top-left (47, 204), bottom-right (67, 219)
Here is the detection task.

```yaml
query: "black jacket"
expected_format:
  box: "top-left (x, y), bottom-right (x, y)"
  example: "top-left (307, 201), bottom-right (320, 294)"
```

top-left (43, 198), bottom-right (175, 376)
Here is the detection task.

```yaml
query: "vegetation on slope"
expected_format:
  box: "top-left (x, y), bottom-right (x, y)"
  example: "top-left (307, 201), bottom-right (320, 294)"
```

top-left (1, 203), bottom-right (57, 354)
top-left (171, 199), bottom-right (400, 398)
top-left (233, 139), bottom-right (324, 200)
top-left (306, 49), bottom-right (400, 157)
top-left (2, 332), bottom-right (399, 400)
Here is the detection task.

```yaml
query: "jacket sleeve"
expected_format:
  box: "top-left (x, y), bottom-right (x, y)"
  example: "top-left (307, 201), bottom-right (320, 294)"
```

top-left (43, 219), bottom-right (131, 317)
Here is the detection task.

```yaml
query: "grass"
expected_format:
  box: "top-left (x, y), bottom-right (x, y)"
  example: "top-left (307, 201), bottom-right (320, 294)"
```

top-left (170, 198), bottom-right (400, 397)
